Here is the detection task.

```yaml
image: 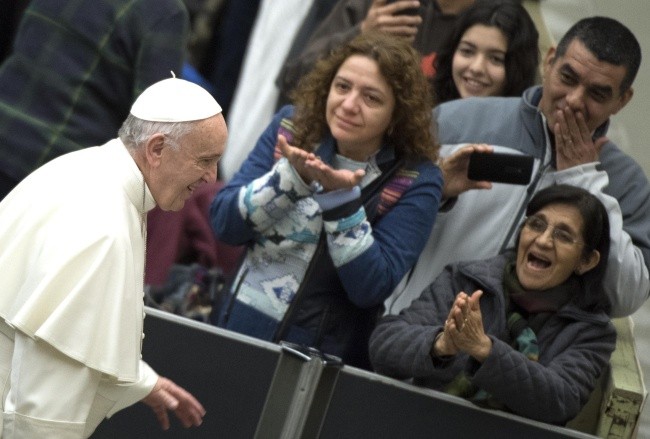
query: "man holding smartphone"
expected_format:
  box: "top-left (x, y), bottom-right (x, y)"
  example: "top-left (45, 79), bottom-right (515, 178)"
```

top-left (387, 16), bottom-right (650, 320)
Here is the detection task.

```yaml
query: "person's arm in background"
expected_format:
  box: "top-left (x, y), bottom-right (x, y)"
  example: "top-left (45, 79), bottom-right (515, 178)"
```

top-left (129, 0), bottom-right (191, 97)
top-left (277, 0), bottom-right (422, 102)
top-left (274, 0), bottom-right (341, 109)
top-left (599, 144), bottom-right (650, 316)
top-left (552, 108), bottom-right (650, 316)
top-left (551, 148), bottom-right (650, 317)
top-left (277, 0), bottom-right (372, 102)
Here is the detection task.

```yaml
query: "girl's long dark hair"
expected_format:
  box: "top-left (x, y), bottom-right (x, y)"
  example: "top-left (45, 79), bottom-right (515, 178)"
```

top-left (433, 0), bottom-right (539, 104)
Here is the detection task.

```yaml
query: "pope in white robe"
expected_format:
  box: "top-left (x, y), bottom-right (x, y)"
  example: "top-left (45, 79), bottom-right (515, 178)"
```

top-left (0, 77), bottom-right (227, 438)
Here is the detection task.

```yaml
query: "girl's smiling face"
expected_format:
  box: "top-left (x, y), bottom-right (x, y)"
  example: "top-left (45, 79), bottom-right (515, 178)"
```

top-left (452, 24), bottom-right (508, 98)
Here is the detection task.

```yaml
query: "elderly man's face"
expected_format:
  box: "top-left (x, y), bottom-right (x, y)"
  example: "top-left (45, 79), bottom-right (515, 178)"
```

top-left (151, 114), bottom-right (227, 211)
top-left (538, 39), bottom-right (633, 135)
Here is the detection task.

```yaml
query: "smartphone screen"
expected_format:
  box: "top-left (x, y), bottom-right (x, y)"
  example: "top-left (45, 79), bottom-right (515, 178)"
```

top-left (467, 152), bottom-right (534, 185)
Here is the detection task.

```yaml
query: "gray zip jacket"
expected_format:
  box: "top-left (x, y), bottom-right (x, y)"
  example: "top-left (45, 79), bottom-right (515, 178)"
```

top-left (386, 86), bottom-right (650, 317)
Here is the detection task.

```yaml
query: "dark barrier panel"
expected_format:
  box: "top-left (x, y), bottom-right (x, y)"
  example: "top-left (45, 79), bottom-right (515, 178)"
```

top-left (320, 367), bottom-right (598, 439)
top-left (92, 308), bottom-right (281, 439)
top-left (93, 308), bottom-right (598, 439)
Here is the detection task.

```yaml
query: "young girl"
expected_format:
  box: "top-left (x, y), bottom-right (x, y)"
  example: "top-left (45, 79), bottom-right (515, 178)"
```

top-left (432, 0), bottom-right (539, 103)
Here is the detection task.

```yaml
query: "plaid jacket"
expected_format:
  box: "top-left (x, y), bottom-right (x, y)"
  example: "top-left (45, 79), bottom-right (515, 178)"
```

top-left (0, 0), bottom-right (189, 188)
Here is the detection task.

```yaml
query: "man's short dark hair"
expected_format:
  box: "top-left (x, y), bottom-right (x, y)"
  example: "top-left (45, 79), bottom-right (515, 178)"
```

top-left (555, 16), bottom-right (641, 94)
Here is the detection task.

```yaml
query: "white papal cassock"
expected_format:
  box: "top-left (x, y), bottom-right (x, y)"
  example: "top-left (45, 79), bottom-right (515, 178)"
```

top-left (0, 139), bottom-right (158, 438)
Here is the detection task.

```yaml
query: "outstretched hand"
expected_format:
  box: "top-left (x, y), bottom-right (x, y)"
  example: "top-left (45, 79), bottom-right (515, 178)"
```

top-left (440, 144), bottom-right (493, 199)
top-left (278, 135), bottom-right (365, 192)
top-left (142, 376), bottom-right (206, 430)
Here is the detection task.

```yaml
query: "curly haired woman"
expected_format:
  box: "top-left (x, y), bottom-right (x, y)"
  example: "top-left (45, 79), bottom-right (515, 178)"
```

top-left (210, 31), bottom-right (442, 369)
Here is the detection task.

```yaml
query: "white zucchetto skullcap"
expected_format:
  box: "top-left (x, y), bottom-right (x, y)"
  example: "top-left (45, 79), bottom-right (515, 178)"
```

top-left (130, 75), bottom-right (222, 122)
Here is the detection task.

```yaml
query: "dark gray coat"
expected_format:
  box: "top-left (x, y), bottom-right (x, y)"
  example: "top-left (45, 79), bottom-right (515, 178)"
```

top-left (370, 253), bottom-right (616, 425)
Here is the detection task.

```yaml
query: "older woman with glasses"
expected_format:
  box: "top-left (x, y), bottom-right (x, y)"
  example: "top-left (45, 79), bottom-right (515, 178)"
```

top-left (369, 184), bottom-right (615, 425)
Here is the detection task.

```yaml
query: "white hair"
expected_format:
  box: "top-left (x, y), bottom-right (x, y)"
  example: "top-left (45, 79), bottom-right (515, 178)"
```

top-left (118, 114), bottom-right (195, 150)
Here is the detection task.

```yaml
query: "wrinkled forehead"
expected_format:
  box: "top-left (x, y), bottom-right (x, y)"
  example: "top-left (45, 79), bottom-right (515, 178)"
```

top-left (553, 40), bottom-right (628, 94)
top-left (183, 114), bottom-right (227, 155)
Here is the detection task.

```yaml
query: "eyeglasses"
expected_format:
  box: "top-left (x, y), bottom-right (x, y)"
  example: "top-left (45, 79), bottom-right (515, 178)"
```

top-left (523, 216), bottom-right (583, 246)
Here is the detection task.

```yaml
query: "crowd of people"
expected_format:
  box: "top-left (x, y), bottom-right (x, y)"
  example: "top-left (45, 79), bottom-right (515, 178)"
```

top-left (0, 0), bottom-right (648, 437)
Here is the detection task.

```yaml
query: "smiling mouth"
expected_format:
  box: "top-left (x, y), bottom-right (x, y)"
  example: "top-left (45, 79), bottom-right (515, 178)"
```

top-left (527, 252), bottom-right (551, 270)
top-left (463, 77), bottom-right (488, 89)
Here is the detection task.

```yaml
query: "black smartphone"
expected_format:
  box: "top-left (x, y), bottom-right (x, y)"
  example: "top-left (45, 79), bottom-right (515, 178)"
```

top-left (467, 152), bottom-right (534, 185)
top-left (386, 0), bottom-right (420, 16)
